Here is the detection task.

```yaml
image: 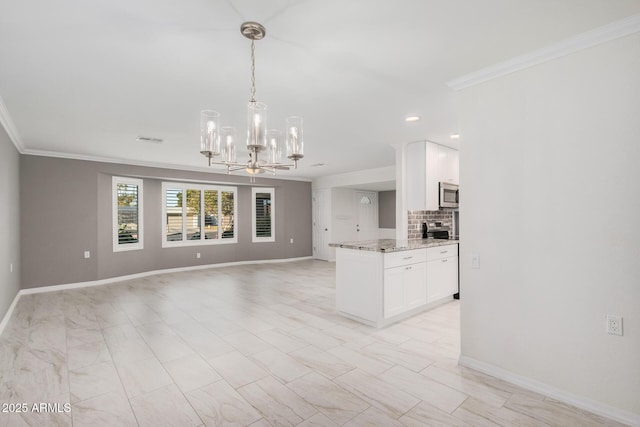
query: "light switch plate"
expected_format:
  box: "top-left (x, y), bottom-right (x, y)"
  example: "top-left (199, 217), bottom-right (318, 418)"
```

top-left (471, 254), bottom-right (480, 269)
top-left (84, 251), bottom-right (91, 259)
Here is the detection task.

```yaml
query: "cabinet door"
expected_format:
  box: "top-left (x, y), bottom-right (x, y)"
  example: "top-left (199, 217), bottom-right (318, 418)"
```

top-left (405, 262), bottom-right (427, 310)
top-left (438, 146), bottom-right (459, 185)
top-left (449, 149), bottom-right (459, 185)
top-left (425, 142), bottom-right (440, 211)
top-left (427, 256), bottom-right (459, 302)
top-left (405, 141), bottom-right (454, 211)
top-left (405, 142), bottom-right (426, 211)
top-left (383, 266), bottom-right (406, 318)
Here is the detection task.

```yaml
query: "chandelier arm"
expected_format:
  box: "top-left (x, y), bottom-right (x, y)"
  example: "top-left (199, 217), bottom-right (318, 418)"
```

top-left (261, 163), bottom-right (293, 169)
top-left (210, 161), bottom-right (244, 167)
top-left (255, 166), bottom-right (277, 173)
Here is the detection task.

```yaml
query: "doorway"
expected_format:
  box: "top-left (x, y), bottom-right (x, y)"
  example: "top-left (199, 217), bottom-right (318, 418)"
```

top-left (312, 189), bottom-right (332, 261)
top-left (355, 191), bottom-right (378, 241)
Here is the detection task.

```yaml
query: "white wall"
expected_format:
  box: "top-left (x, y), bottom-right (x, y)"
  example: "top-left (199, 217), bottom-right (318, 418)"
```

top-left (0, 124), bottom-right (20, 328)
top-left (313, 166), bottom-right (395, 260)
top-left (312, 165), bottom-right (395, 190)
top-left (458, 33), bottom-right (640, 421)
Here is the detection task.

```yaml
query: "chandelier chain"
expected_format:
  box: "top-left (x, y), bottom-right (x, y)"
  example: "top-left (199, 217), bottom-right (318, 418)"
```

top-left (250, 39), bottom-right (256, 103)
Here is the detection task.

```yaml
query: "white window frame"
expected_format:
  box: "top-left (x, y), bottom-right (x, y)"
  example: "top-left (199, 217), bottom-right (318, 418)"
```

top-left (252, 187), bottom-right (275, 243)
top-left (162, 182), bottom-right (237, 248)
top-left (113, 176), bottom-right (144, 252)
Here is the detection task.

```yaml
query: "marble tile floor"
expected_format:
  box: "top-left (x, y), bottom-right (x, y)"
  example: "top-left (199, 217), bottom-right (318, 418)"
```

top-left (0, 260), bottom-right (627, 426)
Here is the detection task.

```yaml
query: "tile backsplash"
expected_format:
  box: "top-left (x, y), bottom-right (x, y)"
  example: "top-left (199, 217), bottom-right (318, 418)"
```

top-left (408, 210), bottom-right (453, 240)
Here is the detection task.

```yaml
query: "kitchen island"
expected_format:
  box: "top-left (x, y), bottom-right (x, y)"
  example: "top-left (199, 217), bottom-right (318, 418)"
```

top-left (330, 238), bottom-right (459, 327)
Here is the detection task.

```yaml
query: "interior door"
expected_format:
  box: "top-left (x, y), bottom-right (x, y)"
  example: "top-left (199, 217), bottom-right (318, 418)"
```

top-left (312, 189), bottom-right (332, 260)
top-left (355, 191), bottom-right (378, 241)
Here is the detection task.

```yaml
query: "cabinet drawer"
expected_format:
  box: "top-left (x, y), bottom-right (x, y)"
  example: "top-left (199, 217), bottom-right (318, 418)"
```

top-left (384, 249), bottom-right (426, 269)
top-left (426, 244), bottom-right (458, 261)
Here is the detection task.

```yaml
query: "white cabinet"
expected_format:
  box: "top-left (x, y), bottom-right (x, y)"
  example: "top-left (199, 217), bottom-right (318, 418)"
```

top-left (383, 250), bottom-right (427, 318)
top-left (426, 244), bottom-right (458, 303)
top-left (383, 266), bottom-right (406, 318)
top-left (405, 141), bottom-right (459, 211)
top-left (335, 248), bottom-right (382, 323)
top-left (438, 145), bottom-right (459, 185)
top-left (335, 243), bottom-right (458, 327)
top-left (404, 262), bottom-right (428, 309)
top-left (405, 142), bottom-right (428, 210)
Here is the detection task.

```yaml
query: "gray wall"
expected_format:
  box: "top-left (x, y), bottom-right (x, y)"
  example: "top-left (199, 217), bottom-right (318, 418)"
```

top-left (0, 126), bottom-right (20, 321)
top-left (378, 190), bottom-right (396, 228)
top-left (21, 155), bottom-right (312, 289)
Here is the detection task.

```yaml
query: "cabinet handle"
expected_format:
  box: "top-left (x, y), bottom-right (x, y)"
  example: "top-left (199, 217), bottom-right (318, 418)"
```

top-left (406, 266), bottom-right (412, 270)
top-left (402, 256), bottom-right (413, 260)
top-left (442, 259), bottom-right (448, 263)
top-left (440, 250), bottom-right (448, 254)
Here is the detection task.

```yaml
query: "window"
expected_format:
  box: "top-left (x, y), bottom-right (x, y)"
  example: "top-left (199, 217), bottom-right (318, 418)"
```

top-left (162, 183), bottom-right (237, 247)
top-left (113, 177), bottom-right (143, 251)
top-left (252, 187), bottom-right (275, 242)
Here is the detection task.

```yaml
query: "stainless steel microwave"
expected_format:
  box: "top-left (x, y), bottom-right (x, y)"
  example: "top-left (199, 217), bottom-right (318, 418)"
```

top-left (439, 182), bottom-right (459, 209)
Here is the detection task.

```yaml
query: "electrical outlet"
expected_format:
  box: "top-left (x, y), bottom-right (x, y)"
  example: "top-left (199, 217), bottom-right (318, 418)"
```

top-left (290, 238), bottom-right (294, 244)
top-left (606, 315), bottom-right (623, 336)
top-left (84, 251), bottom-right (91, 259)
top-left (9, 263), bottom-right (13, 273)
top-left (196, 252), bottom-right (201, 259)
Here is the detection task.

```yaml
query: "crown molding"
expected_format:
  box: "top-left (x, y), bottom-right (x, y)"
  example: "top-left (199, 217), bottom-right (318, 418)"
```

top-left (20, 148), bottom-right (313, 182)
top-left (447, 14), bottom-right (640, 91)
top-left (0, 95), bottom-right (25, 152)
top-left (0, 92), bottom-right (311, 183)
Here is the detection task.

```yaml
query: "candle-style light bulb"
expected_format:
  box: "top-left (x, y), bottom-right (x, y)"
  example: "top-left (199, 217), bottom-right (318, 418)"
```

top-left (200, 110), bottom-right (221, 157)
top-left (247, 102), bottom-right (267, 150)
top-left (286, 116), bottom-right (304, 162)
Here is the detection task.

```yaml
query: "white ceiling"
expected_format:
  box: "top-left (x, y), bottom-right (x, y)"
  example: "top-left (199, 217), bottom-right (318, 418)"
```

top-left (1, 0), bottom-right (639, 180)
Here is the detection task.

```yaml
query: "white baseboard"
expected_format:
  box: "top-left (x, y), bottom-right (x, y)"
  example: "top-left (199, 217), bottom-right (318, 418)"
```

top-left (0, 256), bottom-right (313, 336)
top-left (0, 290), bottom-right (21, 337)
top-left (19, 256), bottom-right (313, 295)
top-left (459, 355), bottom-right (640, 427)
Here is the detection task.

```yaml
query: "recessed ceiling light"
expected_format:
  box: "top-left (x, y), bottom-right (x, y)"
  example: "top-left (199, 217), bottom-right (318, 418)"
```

top-left (136, 136), bottom-right (164, 143)
top-left (405, 116), bottom-right (421, 123)
top-left (450, 133), bottom-right (460, 139)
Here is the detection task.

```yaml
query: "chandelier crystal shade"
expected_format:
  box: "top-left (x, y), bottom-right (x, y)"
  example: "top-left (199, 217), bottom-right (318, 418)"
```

top-left (200, 21), bottom-right (304, 175)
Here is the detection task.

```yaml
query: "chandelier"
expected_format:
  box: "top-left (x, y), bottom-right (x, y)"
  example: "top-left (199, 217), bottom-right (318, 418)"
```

top-left (200, 21), bottom-right (304, 176)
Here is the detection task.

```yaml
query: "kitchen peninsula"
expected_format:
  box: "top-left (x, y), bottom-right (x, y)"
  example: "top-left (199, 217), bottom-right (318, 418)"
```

top-left (330, 238), bottom-right (459, 327)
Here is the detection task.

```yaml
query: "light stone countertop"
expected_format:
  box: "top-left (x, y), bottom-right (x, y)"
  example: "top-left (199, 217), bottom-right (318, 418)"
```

top-left (329, 238), bottom-right (459, 253)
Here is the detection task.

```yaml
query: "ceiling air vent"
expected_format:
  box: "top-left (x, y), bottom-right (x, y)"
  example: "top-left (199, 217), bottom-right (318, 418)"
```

top-left (136, 136), bottom-right (164, 143)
